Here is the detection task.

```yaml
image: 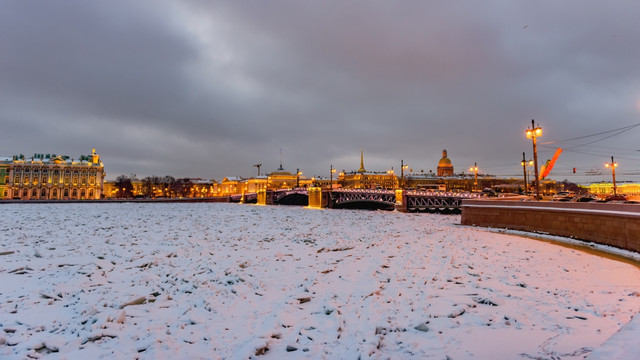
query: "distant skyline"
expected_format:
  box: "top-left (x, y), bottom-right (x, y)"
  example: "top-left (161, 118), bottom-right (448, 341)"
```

top-left (2, 1), bottom-right (639, 183)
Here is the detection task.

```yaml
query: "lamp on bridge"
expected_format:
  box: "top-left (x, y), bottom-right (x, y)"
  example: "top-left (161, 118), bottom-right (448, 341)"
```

top-left (330, 165), bottom-right (336, 190)
top-left (401, 160), bottom-right (408, 189)
top-left (296, 169), bottom-right (302, 188)
top-left (525, 119), bottom-right (542, 200)
top-left (468, 163), bottom-right (479, 191)
top-left (604, 156), bottom-right (618, 196)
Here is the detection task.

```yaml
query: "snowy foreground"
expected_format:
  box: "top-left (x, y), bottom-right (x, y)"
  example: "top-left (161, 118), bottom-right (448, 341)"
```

top-left (1, 203), bottom-right (639, 359)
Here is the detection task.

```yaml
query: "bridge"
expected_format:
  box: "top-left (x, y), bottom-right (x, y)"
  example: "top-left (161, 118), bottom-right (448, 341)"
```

top-left (232, 188), bottom-right (481, 212)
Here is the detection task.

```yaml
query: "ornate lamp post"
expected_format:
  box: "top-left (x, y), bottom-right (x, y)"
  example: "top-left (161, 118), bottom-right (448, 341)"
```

top-left (604, 156), bottom-right (618, 196)
top-left (400, 160), bottom-right (408, 189)
top-left (296, 168), bottom-right (301, 188)
top-left (525, 119), bottom-right (542, 200)
top-left (469, 163), bottom-right (479, 191)
top-left (330, 165), bottom-right (336, 190)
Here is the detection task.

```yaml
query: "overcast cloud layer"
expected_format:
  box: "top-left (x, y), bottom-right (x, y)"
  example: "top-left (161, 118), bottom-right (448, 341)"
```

top-left (2, 1), bottom-right (639, 182)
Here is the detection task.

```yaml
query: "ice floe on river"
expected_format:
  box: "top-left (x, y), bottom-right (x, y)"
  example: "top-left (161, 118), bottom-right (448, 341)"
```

top-left (1, 202), bottom-right (639, 359)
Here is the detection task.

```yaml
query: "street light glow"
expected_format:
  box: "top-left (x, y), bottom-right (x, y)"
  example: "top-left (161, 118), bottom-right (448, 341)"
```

top-left (605, 156), bottom-right (619, 196)
top-left (526, 119), bottom-right (542, 200)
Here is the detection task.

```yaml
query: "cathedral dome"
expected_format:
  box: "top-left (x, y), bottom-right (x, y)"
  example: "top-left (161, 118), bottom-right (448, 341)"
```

top-left (438, 157), bottom-right (452, 167)
top-left (437, 149), bottom-right (454, 176)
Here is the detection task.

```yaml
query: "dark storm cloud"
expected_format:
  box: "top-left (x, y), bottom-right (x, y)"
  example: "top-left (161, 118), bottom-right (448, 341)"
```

top-left (1, 1), bottom-right (639, 181)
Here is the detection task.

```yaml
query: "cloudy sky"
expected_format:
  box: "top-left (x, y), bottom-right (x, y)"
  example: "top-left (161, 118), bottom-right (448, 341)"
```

top-left (2, 1), bottom-right (639, 182)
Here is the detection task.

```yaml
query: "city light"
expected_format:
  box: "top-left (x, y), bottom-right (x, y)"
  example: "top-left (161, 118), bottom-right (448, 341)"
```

top-left (401, 160), bottom-right (409, 189)
top-left (469, 163), bottom-right (478, 190)
top-left (525, 119), bottom-right (542, 200)
top-left (330, 165), bottom-right (336, 189)
top-left (604, 156), bottom-right (618, 196)
top-left (520, 152), bottom-right (533, 193)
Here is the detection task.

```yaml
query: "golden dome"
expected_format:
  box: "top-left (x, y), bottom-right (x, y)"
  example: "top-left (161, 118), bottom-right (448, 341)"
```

top-left (438, 150), bottom-right (453, 168)
top-left (437, 149), bottom-right (454, 177)
top-left (438, 157), bottom-right (452, 167)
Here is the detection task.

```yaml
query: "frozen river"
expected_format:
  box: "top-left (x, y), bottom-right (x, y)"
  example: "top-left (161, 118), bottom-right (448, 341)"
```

top-left (1, 202), bottom-right (639, 359)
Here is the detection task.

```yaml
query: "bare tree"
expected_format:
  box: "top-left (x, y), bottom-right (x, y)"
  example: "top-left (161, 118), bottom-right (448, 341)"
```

top-left (114, 175), bottom-right (134, 198)
top-left (161, 176), bottom-right (176, 197)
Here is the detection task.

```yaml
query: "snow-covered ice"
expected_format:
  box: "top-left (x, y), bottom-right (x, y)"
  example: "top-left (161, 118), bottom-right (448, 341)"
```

top-left (1, 203), bottom-right (639, 359)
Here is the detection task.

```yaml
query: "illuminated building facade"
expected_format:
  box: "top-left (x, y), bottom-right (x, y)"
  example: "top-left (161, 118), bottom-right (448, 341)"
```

top-left (0, 149), bottom-right (105, 200)
top-left (588, 182), bottom-right (640, 197)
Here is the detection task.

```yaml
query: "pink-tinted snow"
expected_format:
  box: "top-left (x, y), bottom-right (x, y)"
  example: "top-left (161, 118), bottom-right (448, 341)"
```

top-left (1, 203), bottom-right (638, 359)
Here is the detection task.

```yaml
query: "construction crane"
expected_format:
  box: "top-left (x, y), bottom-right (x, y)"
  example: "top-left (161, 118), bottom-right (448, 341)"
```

top-left (253, 164), bottom-right (262, 176)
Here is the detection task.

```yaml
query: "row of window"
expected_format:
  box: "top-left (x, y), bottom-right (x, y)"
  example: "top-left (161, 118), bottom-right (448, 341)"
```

top-left (11, 176), bottom-right (97, 186)
top-left (11, 187), bottom-right (95, 199)
top-left (11, 168), bottom-right (98, 175)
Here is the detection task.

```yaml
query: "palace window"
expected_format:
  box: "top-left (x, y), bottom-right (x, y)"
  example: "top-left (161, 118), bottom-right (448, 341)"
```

top-left (64, 189), bottom-right (69, 197)
top-left (41, 188), bottom-right (46, 197)
top-left (80, 189), bottom-right (86, 198)
top-left (72, 189), bottom-right (77, 198)
top-left (52, 189), bottom-right (58, 198)
top-left (3, 190), bottom-right (7, 198)
top-left (89, 189), bottom-right (94, 198)
top-left (32, 189), bottom-right (37, 197)
top-left (23, 189), bottom-right (28, 197)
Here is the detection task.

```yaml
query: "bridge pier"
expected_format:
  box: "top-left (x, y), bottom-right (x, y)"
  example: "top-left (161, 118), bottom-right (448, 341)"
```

top-left (308, 187), bottom-right (323, 209)
top-left (257, 189), bottom-right (273, 206)
top-left (394, 189), bottom-right (408, 212)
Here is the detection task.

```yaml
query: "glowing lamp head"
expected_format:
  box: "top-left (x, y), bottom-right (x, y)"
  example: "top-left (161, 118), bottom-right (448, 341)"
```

top-left (526, 126), bottom-right (542, 138)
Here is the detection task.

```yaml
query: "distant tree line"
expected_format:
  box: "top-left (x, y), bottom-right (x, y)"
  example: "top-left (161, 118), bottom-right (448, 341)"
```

top-left (113, 175), bottom-right (194, 198)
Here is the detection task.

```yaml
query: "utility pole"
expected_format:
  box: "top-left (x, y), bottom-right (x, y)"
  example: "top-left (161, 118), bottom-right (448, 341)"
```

top-left (526, 119), bottom-right (543, 200)
top-left (605, 156), bottom-right (618, 196)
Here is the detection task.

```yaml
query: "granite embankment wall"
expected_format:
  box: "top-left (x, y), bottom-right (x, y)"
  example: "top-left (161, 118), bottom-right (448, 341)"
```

top-left (0, 197), bottom-right (231, 204)
top-left (461, 199), bottom-right (640, 253)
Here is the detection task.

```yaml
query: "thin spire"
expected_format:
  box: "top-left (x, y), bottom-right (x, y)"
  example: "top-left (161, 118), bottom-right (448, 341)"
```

top-left (278, 148), bottom-right (284, 171)
top-left (358, 147), bottom-right (366, 173)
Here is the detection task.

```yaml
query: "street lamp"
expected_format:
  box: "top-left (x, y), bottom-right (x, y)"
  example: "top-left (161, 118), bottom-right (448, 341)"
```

top-left (525, 119), bottom-right (542, 200)
top-left (604, 156), bottom-right (618, 196)
top-left (520, 153), bottom-right (534, 193)
top-left (400, 160), bottom-right (409, 189)
top-left (330, 165), bottom-right (336, 190)
top-left (296, 169), bottom-right (301, 188)
top-left (469, 163), bottom-right (479, 191)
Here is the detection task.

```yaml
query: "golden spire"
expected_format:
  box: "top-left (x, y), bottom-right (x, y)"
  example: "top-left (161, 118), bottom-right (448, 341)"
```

top-left (358, 147), bottom-right (366, 173)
